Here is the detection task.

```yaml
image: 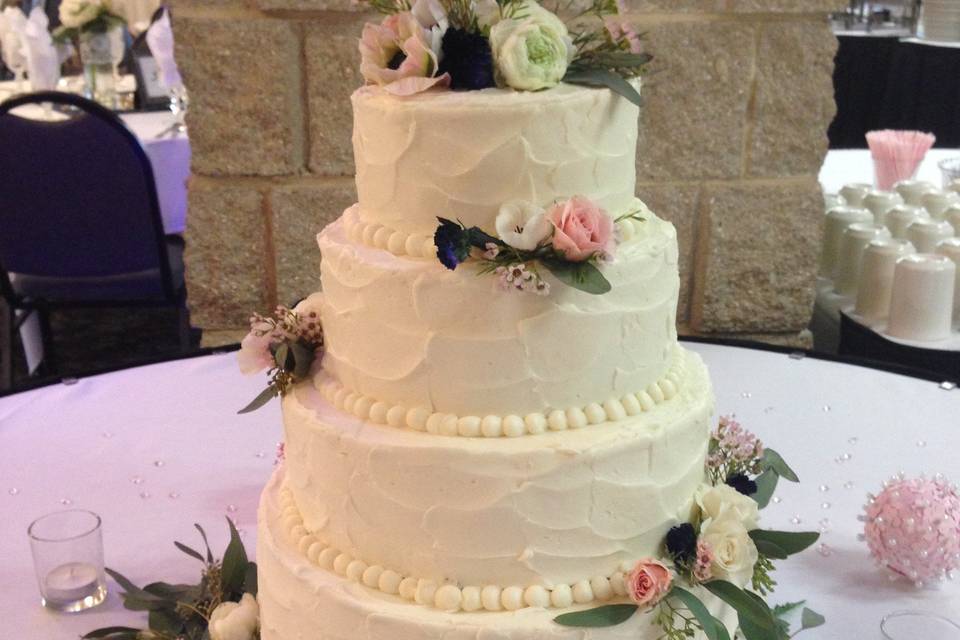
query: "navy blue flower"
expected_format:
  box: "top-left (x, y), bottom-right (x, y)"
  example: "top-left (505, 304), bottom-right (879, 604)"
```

top-left (665, 523), bottom-right (697, 563)
top-left (726, 472), bottom-right (759, 497)
top-left (439, 28), bottom-right (496, 91)
top-left (434, 218), bottom-right (471, 270)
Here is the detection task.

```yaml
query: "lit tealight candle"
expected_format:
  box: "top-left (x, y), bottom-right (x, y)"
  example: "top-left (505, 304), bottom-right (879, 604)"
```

top-left (44, 562), bottom-right (100, 603)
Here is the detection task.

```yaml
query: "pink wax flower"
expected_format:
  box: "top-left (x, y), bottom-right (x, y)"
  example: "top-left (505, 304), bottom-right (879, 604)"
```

top-left (605, 19), bottom-right (643, 54)
top-left (693, 540), bottom-right (715, 582)
top-left (625, 558), bottom-right (673, 607)
top-left (359, 12), bottom-right (450, 96)
top-left (546, 196), bottom-right (613, 262)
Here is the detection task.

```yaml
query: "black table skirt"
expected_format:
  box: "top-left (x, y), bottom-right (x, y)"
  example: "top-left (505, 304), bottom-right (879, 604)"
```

top-left (838, 311), bottom-right (960, 379)
top-left (830, 35), bottom-right (960, 149)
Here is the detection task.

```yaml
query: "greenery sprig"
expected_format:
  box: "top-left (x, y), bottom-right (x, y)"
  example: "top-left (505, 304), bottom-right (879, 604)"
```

top-left (52, 12), bottom-right (126, 44)
top-left (83, 519), bottom-right (258, 640)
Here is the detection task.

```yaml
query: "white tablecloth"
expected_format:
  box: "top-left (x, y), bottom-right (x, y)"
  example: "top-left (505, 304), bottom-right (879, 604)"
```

top-left (819, 148), bottom-right (960, 195)
top-left (2, 344), bottom-right (958, 639)
top-left (0, 78), bottom-right (190, 235)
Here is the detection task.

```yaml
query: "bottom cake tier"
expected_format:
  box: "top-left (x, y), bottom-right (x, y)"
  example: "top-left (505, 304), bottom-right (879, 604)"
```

top-left (257, 469), bottom-right (738, 640)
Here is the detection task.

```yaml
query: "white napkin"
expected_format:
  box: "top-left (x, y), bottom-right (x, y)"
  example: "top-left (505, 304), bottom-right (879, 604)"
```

top-left (21, 7), bottom-right (61, 91)
top-left (145, 10), bottom-right (182, 90)
top-left (0, 7), bottom-right (27, 75)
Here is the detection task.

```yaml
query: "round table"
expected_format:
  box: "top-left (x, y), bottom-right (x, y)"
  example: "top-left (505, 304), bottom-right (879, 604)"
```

top-left (2, 343), bottom-right (958, 639)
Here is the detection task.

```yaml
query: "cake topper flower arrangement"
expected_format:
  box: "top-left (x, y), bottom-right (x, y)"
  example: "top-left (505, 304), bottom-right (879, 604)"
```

top-left (434, 195), bottom-right (643, 295)
top-left (83, 520), bottom-right (261, 640)
top-left (554, 416), bottom-right (826, 640)
top-left (356, 0), bottom-right (650, 103)
top-left (236, 303), bottom-right (324, 414)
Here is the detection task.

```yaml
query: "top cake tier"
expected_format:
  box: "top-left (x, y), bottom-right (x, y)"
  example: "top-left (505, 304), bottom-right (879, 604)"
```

top-left (351, 82), bottom-right (640, 238)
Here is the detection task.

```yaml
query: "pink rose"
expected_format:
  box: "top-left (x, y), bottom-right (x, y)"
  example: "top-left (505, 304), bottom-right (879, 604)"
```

top-left (693, 540), bottom-right (715, 582)
top-left (625, 558), bottom-right (673, 607)
top-left (546, 196), bottom-right (613, 262)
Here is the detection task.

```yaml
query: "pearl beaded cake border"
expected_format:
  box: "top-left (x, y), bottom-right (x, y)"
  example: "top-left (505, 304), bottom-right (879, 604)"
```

top-left (278, 486), bottom-right (635, 612)
top-left (341, 201), bottom-right (652, 259)
top-left (312, 347), bottom-right (687, 437)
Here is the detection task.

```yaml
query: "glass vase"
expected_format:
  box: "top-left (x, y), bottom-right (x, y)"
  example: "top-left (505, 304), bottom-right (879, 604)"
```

top-left (79, 26), bottom-right (124, 109)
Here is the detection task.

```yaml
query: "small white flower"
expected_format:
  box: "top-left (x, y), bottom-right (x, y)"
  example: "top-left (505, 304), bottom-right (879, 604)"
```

top-left (495, 200), bottom-right (551, 251)
top-left (483, 242), bottom-right (500, 260)
top-left (505, 263), bottom-right (527, 283)
top-left (534, 278), bottom-right (550, 296)
top-left (209, 593), bottom-right (259, 640)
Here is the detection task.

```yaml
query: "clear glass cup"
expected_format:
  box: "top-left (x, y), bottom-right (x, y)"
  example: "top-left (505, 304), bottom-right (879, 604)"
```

top-left (881, 610), bottom-right (960, 640)
top-left (940, 157), bottom-right (960, 189)
top-left (28, 510), bottom-right (107, 612)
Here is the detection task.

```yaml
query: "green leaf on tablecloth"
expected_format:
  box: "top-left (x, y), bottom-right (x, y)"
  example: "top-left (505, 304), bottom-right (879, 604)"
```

top-left (105, 568), bottom-right (168, 611)
top-left (143, 581), bottom-right (199, 602)
top-left (800, 607), bottom-right (826, 631)
top-left (222, 517), bottom-right (249, 597)
top-left (749, 530), bottom-right (819, 558)
top-left (174, 541), bottom-right (206, 562)
top-left (704, 581), bottom-right (778, 637)
top-left (244, 561), bottom-right (259, 597)
top-left (148, 608), bottom-right (183, 635)
top-left (761, 449), bottom-right (799, 482)
top-left (542, 260), bottom-right (612, 295)
top-left (752, 468), bottom-right (780, 509)
top-left (194, 523), bottom-right (215, 562)
top-left (238, 384), bottom-right (279, 414)
top-left (82, 626), bottom-right (142, 639)
top-left (553, 603), bottom-right (638, 627)
top-left (669, 587), bottom-right (731, 640)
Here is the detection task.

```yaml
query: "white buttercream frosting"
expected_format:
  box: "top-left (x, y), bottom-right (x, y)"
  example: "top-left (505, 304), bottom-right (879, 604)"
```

top-left (258, 466), bottom-right (738, 639)
top-left (351, 82), bottom-right (640, 238)
top-left (280, 348), bottom-right (713, 589)
top-left (316, 207), bottom-right (679, 419)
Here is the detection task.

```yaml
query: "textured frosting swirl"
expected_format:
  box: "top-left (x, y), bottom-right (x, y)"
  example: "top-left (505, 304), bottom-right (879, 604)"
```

top-left (281, 348), bottom-right (713, 588)
top-left (316, 208), bottom-right (679, 418)
top-left (351, 82), bottom-right (640, 237)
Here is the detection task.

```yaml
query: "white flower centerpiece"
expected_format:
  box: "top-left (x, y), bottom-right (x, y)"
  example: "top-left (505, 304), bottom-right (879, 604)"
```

top-left (53, 0), bottom-right (125, 107)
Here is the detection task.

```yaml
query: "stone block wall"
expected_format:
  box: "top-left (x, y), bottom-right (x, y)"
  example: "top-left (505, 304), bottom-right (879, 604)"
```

top-left (172, 0), bottom-right (843, 347)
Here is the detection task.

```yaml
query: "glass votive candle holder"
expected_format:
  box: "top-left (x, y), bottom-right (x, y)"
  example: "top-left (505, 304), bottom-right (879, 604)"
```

top-left (28, 509), bottom-right (107, 612)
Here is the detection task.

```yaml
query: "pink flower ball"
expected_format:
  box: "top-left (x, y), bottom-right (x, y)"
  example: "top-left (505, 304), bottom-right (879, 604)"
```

top-left (863, 475), bottom-right (960, 586)
top-left (625, 558), bottom-right (672, 607)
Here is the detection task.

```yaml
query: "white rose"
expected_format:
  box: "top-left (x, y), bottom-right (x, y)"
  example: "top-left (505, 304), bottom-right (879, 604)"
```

top-left (699, 513), bottom-right (759, 587)
top-left (209, 593), bottom-right (260, 640)
top-left (488, 1), bottom-right (573, 91)
top-left (58, 0), bottom-right (104, 28)
top-left (696, 483), bottom-right (760, 531)
top-left (495, 200), bottom-right (551, 250)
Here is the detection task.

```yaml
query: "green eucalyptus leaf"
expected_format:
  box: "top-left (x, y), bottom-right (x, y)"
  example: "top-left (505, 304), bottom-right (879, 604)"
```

top-left (669, 587), bottom-right (731, 640)
top-left (740, 614), bottom-right (787, 640)
top-left (244, 561), bottom-right (259, 597)
top-left (703, 581), bottom-right (777, 634)
top-left (273, 343), bottom-right (289, 370)
top-left (543, 260), bottom-right (612, 295)
top-left (553, 604), bottom-right (638, 627)
top-left (195, 523), bottom-right (215, 562)
top-left (237, 384), bottom-right (279, 414)
top-left (143, 581), bottom-right (198, 601)
top-left (563, 68), bottom-right (642, 107)
top-left (290, 341), bottom-right (314, 379)
top-left (222, 517), bottom-right (249, 597)
top-left (82, 627), bottom-right (142, 639)
top-left (749, 530), bottom-right (819, 557)
top-left (174, 541), bottom-right (205, 562)
top-left (752, 469), bottom-right (780, 509)
top-left (465, 225), bottom-right (501, 249)
top-left (762, 449), bottom-right (799, 482)
top-left (105, 568), bottom-right (168, 610)
top-left (800, 608), bottom-right (826, 630)
top-left (772, 601), bottom-right (805, 619)
top-left (148, 608), bottom-right (183, 635)
top-left (589, 51), bottom-right (653, 68)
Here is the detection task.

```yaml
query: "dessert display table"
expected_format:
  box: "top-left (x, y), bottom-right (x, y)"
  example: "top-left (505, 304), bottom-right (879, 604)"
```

top-left (2, 344), bottom-right (958, 639)
top-left (819, 148), bottom-right (959, 194)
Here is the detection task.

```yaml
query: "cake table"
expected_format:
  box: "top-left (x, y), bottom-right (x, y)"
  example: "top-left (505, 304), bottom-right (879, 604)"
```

top-left (1, 344), bottom-right (957, 639)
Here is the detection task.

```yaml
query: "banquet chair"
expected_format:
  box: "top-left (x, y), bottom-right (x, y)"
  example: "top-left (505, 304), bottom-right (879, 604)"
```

top-left (0, 91), bottom-right (190, 390)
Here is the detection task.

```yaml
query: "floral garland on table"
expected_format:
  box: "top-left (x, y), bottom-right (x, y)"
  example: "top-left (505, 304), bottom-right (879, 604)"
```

top-left (236, 303), bottom-right (325, 414)
top-left (84, 520), bottom-right (261, 640)
top-left (52, 0), bottom-right (124, 42)
top-left (554, 416), bottom-right (826, 640)
top-left (356, 0), bottom-right (651, 103)
top-left (434, 195), bottom-right (644, 295)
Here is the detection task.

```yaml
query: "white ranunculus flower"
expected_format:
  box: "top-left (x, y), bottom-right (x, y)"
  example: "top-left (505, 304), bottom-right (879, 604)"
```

top-left (58, 0), bottom-right (104, 29)
top-left (495, 200), bottom-right (551, 250)
top-left (488, 1), bottom-right (573, 91)
top-left (699, 513), bottom-right (759, 587)
top-left (696, 483), bottom-right (760, 531)
top-left (208, 593), bottom-right (260, 640)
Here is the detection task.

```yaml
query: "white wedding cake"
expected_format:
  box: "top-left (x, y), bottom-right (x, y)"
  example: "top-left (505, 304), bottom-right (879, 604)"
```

top-left (253, 77), bottom-right (741, 638)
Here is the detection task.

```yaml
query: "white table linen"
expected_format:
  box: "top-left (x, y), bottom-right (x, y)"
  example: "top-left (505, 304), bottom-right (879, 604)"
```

top-left (2, 344), bottom-right (958, 639)
top-left (820, 148), bottom-right (960, 195)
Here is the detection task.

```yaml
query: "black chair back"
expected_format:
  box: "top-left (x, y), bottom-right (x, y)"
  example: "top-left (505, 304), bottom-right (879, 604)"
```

top-left (0, 91), bottom-right (175, 301)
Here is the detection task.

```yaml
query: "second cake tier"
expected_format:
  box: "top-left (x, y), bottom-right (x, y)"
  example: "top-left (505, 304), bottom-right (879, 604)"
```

top-left (281, 347), bottom-right (713, 591)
